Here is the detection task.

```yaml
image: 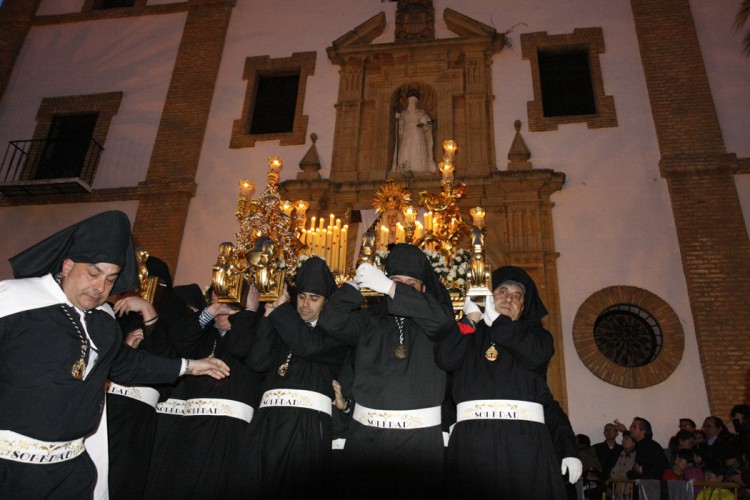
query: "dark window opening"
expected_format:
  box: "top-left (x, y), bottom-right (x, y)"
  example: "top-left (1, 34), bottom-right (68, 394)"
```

top-left (249, 74), bottom-right (300, 135)
top-left (36, 114), bottom-right (98, 180)
top-left (594, 304), bottom-right (663, 368)
top-left (95, 0), bottom-right (136, 9)
top-left (538, 47), bottom-right (596, 117)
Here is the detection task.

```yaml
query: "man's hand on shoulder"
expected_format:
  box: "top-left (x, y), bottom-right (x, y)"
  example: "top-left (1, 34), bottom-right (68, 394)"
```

top-left (184, 357), bottom-right (231, 380)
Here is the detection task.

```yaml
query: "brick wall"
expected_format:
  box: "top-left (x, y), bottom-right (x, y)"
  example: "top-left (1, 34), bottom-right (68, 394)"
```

top-left (631, 0), bottom-right (750, 418)
top-left (132, 0), bottom-right (234, 276)
top-left (0, 0), bottom-right (42, 105)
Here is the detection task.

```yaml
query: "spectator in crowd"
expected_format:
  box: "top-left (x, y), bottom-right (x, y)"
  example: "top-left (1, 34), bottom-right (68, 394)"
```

top-left (578, 433), bottom-right (603, 476)
top-left (625, 416), bottom-right (670, 480)
top-left (611, 431), bottom-right (638, 480)
top-left (698, 458), bottom-right (737, 500)
top-left (700, 416), bottom-right (741, 464)
top-left (669, 418), bottom-right (698, 462)
top-left (662, 448), bottom-right (704, 482)
top-left (594, 422), bottom-right (623, 478)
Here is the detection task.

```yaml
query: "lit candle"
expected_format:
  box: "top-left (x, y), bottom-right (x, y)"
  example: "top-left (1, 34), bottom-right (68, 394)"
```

top-left (310, 216), bottom-right (316, 232)
top-left (424, 212), bottom-right (433, 232)
top-left (239, 179), bottom-right (254, 196)
top-left (443, 139), bottom-right (457, 155)
top-left (439, 161), bottom-right (454, 182)
top-left (268, 156), bottom-right (283, 171)
top-left (280, 200), bottom-right (293, 217)
top-left (318, 218), bottom-right (325, 230)
top-left (404, 206), bottom-right (416, 224)
top-left (331, 226), bottom-right (340, 271)
top-left (379, 226), bottom-right (389, 251)
top-left (295, 200), bottom-right (309, 219)
top-left (414, 221), bottom-right (423, 240)
top-left (329, 214), bottom-right (335, 228)
top-left (396, 223), bottom-right (404, 244)
top-left (470, 207), bottom-right (486, 229)
top-left (325, 229), bottom-right (334, 264)
top-left (339, 225), bottom-right (348, 271)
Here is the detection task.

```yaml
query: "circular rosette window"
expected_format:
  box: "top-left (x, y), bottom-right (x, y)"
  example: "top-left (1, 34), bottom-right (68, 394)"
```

top-left (573, 286), bottom-right (684, 388)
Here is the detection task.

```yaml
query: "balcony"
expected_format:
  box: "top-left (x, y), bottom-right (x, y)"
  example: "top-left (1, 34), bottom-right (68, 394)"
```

top-left (0, 138), bottom-right (103, 197)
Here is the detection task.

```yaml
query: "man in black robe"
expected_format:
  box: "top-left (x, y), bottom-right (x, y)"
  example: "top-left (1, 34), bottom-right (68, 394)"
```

top-left (318, 244), bottom-right (455, 499)
top-left (0, 210), bottom-right (229, 499)
top-left (144, 284), bottom-right (262, 500)
top-left (435, 265), bottom-right (582, 498)
top-left (243, 256), bottom-right (349, 499)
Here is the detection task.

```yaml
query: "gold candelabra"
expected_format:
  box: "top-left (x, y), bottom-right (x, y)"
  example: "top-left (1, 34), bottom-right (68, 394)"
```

top-left (364, 140), bottom-right (492, 302)
top-left (215, 156), bottom-right (349, 304)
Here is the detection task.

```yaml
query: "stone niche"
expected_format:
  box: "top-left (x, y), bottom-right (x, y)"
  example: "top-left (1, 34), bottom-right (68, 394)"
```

top-left (325, 7), bottom-right (505, 182)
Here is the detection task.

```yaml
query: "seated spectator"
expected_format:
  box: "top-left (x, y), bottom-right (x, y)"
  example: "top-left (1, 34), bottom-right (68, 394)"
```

top-left (594, 422), bottom-right (623, 478)
top-left (697, 458), bottom-right (737, 500)
top-left (663, 448), bottom-right (704, 482)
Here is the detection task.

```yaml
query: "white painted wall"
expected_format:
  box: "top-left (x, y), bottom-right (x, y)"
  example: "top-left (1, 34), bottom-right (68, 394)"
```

top-left (0, 14), bottom-right (185, 189)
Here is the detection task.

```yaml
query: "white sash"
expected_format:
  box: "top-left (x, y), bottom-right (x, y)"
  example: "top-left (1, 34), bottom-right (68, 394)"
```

top-left (107, 382), bottom-right (160, 408)
top-left (352, 404), bottom-right (441, 429)
top-left (156, 398), bottom-right (186, 416)
top-left (456, 399), bottom-right (545, 424)
top-left (0, 430), bottom-right (85, 464)
top-left (259, 389), bottom-right (332, 416)
top-left (184, 398), bottom-right (254, 423)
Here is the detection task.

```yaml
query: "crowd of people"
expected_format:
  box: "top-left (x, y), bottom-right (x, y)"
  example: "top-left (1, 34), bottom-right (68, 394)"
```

top-left (0, 210), bottom-right (747, 500)
top-left (577, 412), bottom-right (750, 499)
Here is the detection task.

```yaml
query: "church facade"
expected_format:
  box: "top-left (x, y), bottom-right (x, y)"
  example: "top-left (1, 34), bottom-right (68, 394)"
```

top-left (0, 0), bottom-right (748, 444)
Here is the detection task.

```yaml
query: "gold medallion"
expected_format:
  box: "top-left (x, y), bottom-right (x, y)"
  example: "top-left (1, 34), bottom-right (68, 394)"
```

top-left (278, 362), bottom-right (289, 377)
top-left (395, 344), bottom-right (408, 359)
top-left (485, 344), bottom-right (499, 362)
top-left (71, 358), bottom-right (86, 379)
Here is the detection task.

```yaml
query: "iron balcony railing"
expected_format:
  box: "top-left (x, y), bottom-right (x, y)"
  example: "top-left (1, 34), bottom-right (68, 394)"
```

top-left (0, 137), bottom-right (104, 186)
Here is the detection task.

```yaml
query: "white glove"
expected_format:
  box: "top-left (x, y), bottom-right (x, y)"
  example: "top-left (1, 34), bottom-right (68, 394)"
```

top-left (355, 263), bottom-right (394, 295)
top-left (463, 297), bottom-right (481, 315)
top-left (462, 297), bottom-right (482, 320)
top-left (483, 296), bottom-right (500, 326)
top-left (561, 457), bottom-right (583, 484)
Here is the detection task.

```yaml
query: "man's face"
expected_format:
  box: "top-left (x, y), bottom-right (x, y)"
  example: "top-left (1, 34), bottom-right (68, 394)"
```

top-left (297, 292), bottom-right (326, 323)
top-left (493, 284), bottom-right (525, 321)
top-left (61, 259), bottom-right (120, 311)
top-left (390, 275), bottom-right (424, 292)
top-left (629, 420), bottom-right (645, 442)
top-left (603, 424), bottom-right (618, 440)
top-left (702, 418), bottom-right (721, 438)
